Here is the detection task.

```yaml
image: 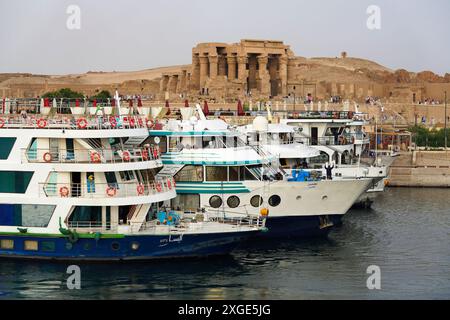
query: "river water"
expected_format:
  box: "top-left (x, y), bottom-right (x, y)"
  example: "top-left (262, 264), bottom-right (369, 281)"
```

top-left (0, 188), bottom-right (449, 299)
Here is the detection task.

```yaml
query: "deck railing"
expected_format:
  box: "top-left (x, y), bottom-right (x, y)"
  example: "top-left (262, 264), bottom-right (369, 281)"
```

top-left (40, 178), bottom-right (175, 199)
top-left (0, 114), bottom-right (150, 130)
top-left (22, 147), bottom-right (160, 164)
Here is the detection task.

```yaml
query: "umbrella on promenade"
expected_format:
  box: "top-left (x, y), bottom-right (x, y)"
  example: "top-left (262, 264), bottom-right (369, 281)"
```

top-left (184, 99), bottom-right (190, 108)
top-left (237, 99), bottom-right (244, 116)
top-left (203, 100), bottom-right (209, 116)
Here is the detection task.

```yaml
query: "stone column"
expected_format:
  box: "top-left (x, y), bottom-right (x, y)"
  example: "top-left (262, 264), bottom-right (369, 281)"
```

top-left (257, 55), bottom-right (270, 96)
top-left (209, 55), bottom-right (218, 80)
top-left (279, 56), bottom-right (288, 96)
top-left (237, 55), bottom-right (248, 82)
top-left (191, 54), bottom-right (200, 91)
top-left (218, 55), bottom-right (227, 77)
top-left (199, 55), bottom-right (209, 88)
top-left (180, 70), bottom-right (187, 94)
top-left (227, 55), bottom-right (237, 80)
top-left (160, 75), bottom-right (169, 93)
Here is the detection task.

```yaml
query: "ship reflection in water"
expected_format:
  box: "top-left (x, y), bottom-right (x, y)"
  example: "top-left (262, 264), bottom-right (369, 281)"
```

top-left (0, 188), bottom-right (449, 300)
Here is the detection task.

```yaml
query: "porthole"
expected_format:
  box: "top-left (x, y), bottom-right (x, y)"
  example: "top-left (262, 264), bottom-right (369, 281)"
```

top-left (250, 195), bottom-right (263, 207)
top-left (296, 195), bottom-right (302, 200)
top-left (111, 242), bottom-right (121, 251)
top-left (268, 195), bottom-right (281, 207)
top-left (227, 196), bottom-right (240, 208)
top-left (209, 196), bottom-right (223, 208)
top-left (65, 242), bottom-right (73, 250)
top-left (131, 242), bottom-right (140, 251)
top-left (322, 195), bottom-right (328, 200)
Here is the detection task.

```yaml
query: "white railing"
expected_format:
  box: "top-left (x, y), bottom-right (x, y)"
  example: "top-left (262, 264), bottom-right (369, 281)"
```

top-left (0, 115), bottom-right (150, 130)
top-left (40, 178), bottom-right (175, 199)
top-left (22, 147), bottom-right (160, 164)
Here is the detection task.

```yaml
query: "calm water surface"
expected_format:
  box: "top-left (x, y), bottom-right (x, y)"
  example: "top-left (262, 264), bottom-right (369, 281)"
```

top-left (0, 188), bottom-right (449, 299)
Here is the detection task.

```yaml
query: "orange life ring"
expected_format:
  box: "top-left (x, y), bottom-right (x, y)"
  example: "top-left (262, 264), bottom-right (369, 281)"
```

top-left (156, 182), bottom-right (162, 192)
top-left (77, 118), bottom-right (88, 129)
top-left (106, 186), bottom-right (117, 197)
top-left (90, 151), bottom-right (101, 163)
top-left (43, 152), bottom-right (53, 163)
top-left (146, 119), bottom-right (154, 129)
top-left (37, 118), bottom-right (47, 128)
top-left (109, 117), bottom-right (117, 128)
top-left (136, 184), bottom-right (145, 195)
top-left (0, 118), bottom-right (5, 128)
top-left (59, 186), bottom-right (69, 197)
top-left (122, 151), bottom-right (131, 162)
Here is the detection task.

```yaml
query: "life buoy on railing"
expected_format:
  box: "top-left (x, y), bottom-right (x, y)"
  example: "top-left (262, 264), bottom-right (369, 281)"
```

top-left (0, 118), bottom-right (5, 128)
top-left (90, 151), bottom-right (101, 163)
top-left (142, 148), bottom-right (149, 160)
top-left (260, 208), bottom-right (269, 217)
top-left (167, 179), bottom-right (172, 190)
top-left (77, 118), bottom-right (88, 129)
top-left (109, 116), bottom-right (117, 128)
top-left (146, 119), bottom-right (154, 129)
top-left (122, 151), bottom-right (131, 162)
top-left (59, 186), bottom-right (70, 197)
top-left (106, 186), bottom-right (117, 197)
top-left (37, 118), bottom-right (47, 128)
top-left (43, 152), bottom-right (53, 163)
top-left (156, 182), bottom-right (162, 192)
top-left (136, 184), bottom-right (145, 195)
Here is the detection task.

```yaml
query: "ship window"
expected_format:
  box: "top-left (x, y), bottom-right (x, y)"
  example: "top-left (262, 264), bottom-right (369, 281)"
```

top-left (105, 172), bottom-right (119, 188)
top-left (171, 194), bottom-right (200, 212)
top-left (41, 241), bottom-right (56, 252)
top-left (0, 204), bottom-right (55, 227)
top-left (250, 195), bottom-right (263, 207)
top-left (111, 242), bottom-right (120, 251)
top-left (24, 240), bottom-right (38, 251)
top-left (229, 166), bottom-right (240, 181)
top-left (268, 195), bottom-right (281, 207)
top-left (0, 171), bottom-right (34, 193)
top-left (174, 165), bottom-right (203, 182)
top-left (0, 240), bottom-right (14, 250)
top-left (0, 138), bottom-right (16, 160)
top-left (119, 170), bottom-right (135, 181)
top-left (209, 196), bottom-right (223, 208)
top-left (206, 166), bottom-right (227, 181)
top-left (227, 196), bottom-right (240, 208)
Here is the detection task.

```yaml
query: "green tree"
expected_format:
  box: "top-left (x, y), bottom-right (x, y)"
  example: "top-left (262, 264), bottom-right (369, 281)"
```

top-left (91, 90), bottom-right (112, 100)
top-left (42, 88), bottom-right (84, 99)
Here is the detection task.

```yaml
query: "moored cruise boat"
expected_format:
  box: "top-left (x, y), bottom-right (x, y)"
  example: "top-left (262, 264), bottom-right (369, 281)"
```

top-left (0, 99), bottom-right (264, 260)
top-left (146, 110), bottom-right (373, 238)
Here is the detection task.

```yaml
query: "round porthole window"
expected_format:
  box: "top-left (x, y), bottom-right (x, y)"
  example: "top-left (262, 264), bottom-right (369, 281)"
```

top-left (268, 195), bottom-right (281, 207)
top-left (250, 195), bottom-right (263, 207)
top-left (322, 195), bottom-right (328, 200)
top-left (296, 195), bottom-right (302, 200)
top-left (111, 242), bottom-right (120, 251)
top-left (227, 196), bottom-right (240, 208)
top-left (209, 195), bottom-right (223, 208)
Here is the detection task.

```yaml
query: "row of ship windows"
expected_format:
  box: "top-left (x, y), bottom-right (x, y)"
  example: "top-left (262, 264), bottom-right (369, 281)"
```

top-left (0, 239), bottom-right (139, 252)
top-left (208, 195), bottom-right (282, 209)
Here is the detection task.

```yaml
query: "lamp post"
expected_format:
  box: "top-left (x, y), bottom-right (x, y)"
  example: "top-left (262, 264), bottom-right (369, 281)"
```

top-left (293, 86), bottom-right (296, 113)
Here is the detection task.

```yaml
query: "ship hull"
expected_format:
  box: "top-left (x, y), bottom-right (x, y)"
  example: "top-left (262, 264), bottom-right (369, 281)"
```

top-left (0, 231), bottom-right (259, 261)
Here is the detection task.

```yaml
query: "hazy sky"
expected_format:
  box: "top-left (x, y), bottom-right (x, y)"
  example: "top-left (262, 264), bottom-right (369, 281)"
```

top-left (0, 0), bottom-right (449, 75)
